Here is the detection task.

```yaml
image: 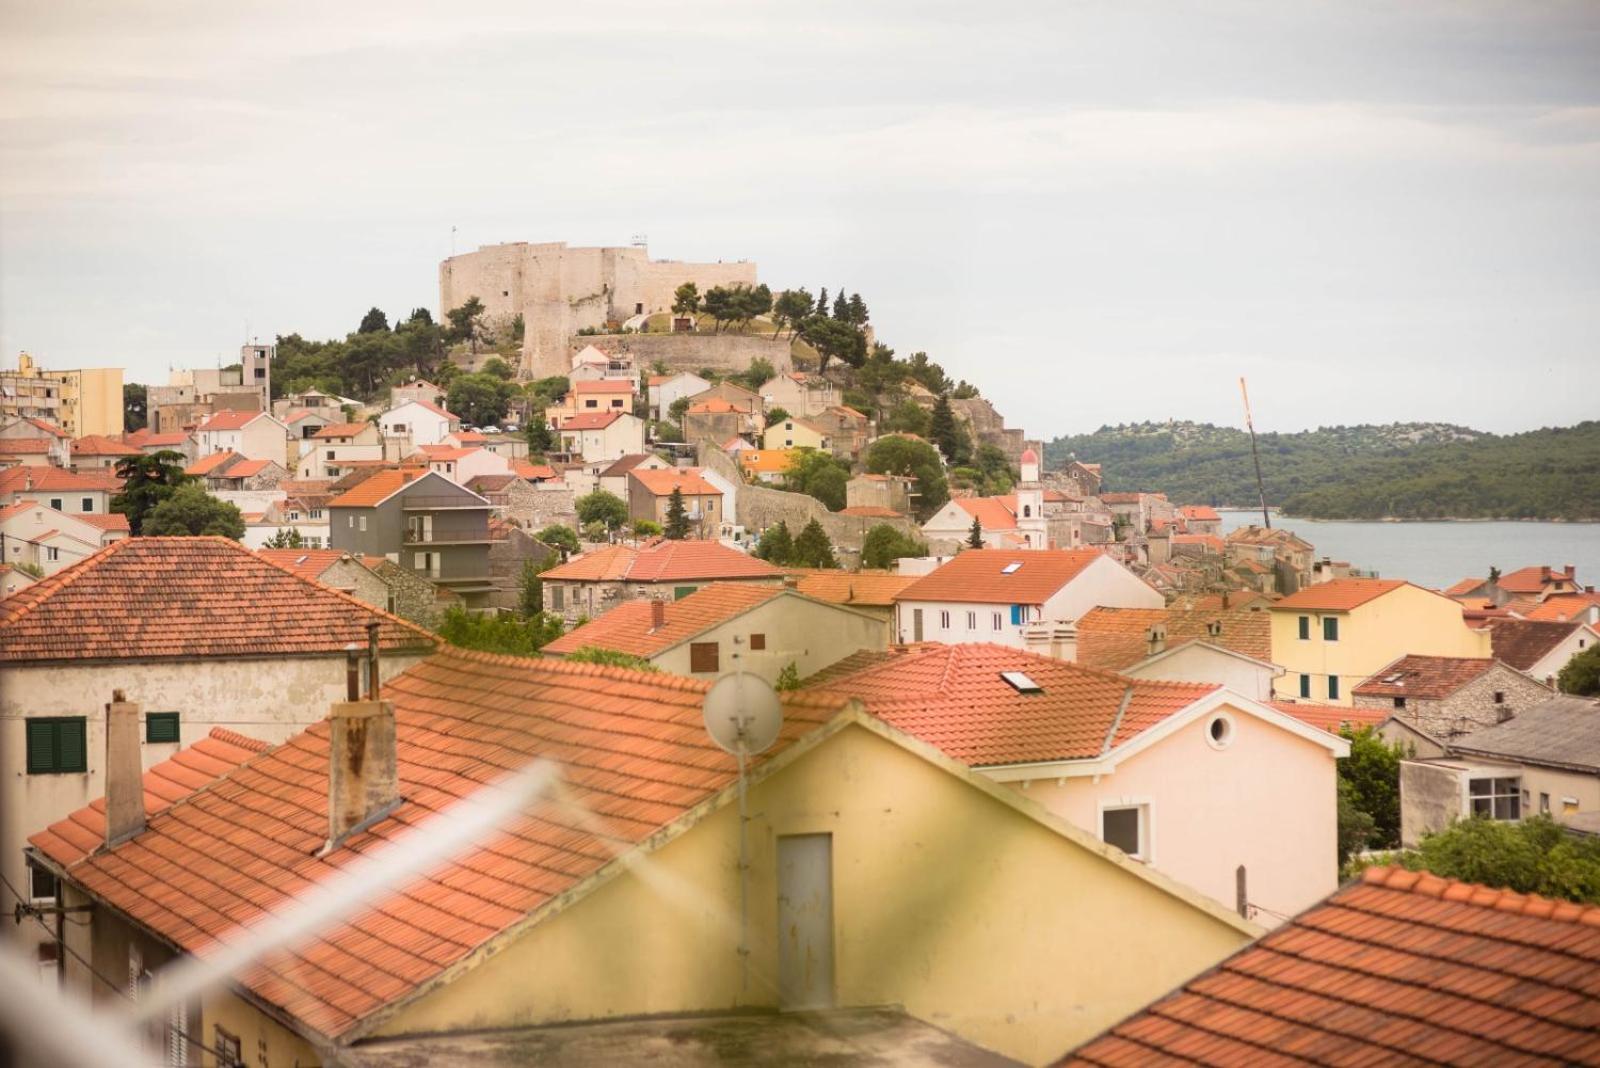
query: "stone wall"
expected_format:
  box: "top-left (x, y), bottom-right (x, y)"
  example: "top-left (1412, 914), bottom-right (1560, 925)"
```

top-left (502, 480), bottom-right (578, 533)
top-left (952, 396), bottom-right (1027, 466)
top-left (1354, 665), bottom-right (1551, 741)
top-left (367, 558), bottom-right (457, 629)
top-left (487, 529), bottom-right (560, 612)
top-left (566, 333), bottom-right (794, 380)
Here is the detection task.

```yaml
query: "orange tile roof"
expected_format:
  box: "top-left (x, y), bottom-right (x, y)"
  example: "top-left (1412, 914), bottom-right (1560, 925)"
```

top-left (687, 397), bottom-right (744, 414)
top-left (1075, 604), bottom-right (1271, 671)
top-left (512, 461), bottom-right (557, 480)
top-left (1271, 577), bottom-right (1408, 612)
top-left (740, 449), bottom-right (800, 474)
top-left (896, 548), bottom-right (1107, 605)
top-left (0, 438), bottom-right (52, 454)
top-left (809, 643), bottom-right (1218, 766)
top-left (1177, 505), bottom-right (1220, 521)
top-left (573, 378), bottom-right (635, 393)
top-left (1352, 655), bottom-right (1499, 699)
top-left (70, 434), bottom-right (141, 456)
top-left (1171, 533), bottom-right (1225, 553)
top-left (139, 431), bottom-right (191, 447)
top-left (416, 444), bottom-right (476, 461)
top-left (0, 466), bottom-right (121, 493)
top-left (224, 458), bottom-right (274, 478)
top-left (1499, 565), bottom-right (1578, 594)
top-left (33, 648), bottom-right (847, 1041)
top-left (185, 450), bottom-right (243, 476)
top-left (1267, 701), bottom-right (1388, 733)
top-left (1444, 577), bottom-right (1485, 596)
top-left (30, 728), bottom-right (268, 866)
top-left (392, 397), bottom-right (456, 420)
top-left (630, 467), bottom-right (721, 497)
top-left (199, 410), bottom-right (269, 431)
top-left (77, 512), bottom-right (130, 533)
top-left (544, 539), bottom-right (782, 584)
top-left (18, 416), bottom-right (69, 438)
top-left (0, 537), bottom-right (433, 663)
top-left (450, 431), bottom-right (487, 444)
top-left (1062, 865), bottom-right (1600, 1066)
top-left (256, 548), bottom-right (360, 581)
top-left (543, 583), bottom-right (786, 656)
top-left (793, 571), bottom-right (918, 607)
top-left (313, 422), bottom-right (371, 439)
top-left (327, 469), bottom-right (423, 508)
top-left (1521, 593), bottom-right (1600, 622)
top-left (560, 411), bottom-right (625, 430)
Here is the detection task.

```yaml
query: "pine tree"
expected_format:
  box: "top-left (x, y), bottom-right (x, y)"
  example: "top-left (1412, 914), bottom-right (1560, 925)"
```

top-left (793, 520), bottom-right (837, 569)
top-left (930, 393), bottom-right (960, 462)
top-left (754, 521), bottom-right (794, 564)
top-left (967, 516), bottom-right (984, 549)
top-left (832, 288), bottom-right (849, 320)
top-left (664, 487), bottom-right (691, 540)
top-left (816, 287), bottom-right (829, 318)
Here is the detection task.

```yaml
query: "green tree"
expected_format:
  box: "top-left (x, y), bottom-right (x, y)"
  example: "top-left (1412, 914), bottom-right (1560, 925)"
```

top-left (774, 662), bottom-right (801, 691)
top-left (447, 372), bottom-right (517, 426)
top-left (668, 396), bottom-right (692, 428)
top-left (436, 605), bottom-right (564, 657)
top-left (1337, 779), bottom-right (1379, 869)
top-left (525, 417), bottom-right (553, 455)
top-left (672, 282), bottom-right (701, 317)
top-left (882, 399), bottom-right (930, 437)
top-left (481, 356), bottom-right (515, 381)
top-left (112, 450), bottom-right (192, 535)
top-left (1339, 725), bottom-right (1410, 856)
top-left (631, 518), bottom-right (663, 538)
top-left (518, 558), bottom-right (552, 618)
top-left (798, 316), bottom-right (866, 373)
top-left (929, 393), bottom-right (968, 464)
top-left (123, 383), bottom-right (147, 433)
top-left (701, 286), bottom-right (736, 332)
top-left (445, 296), bottom-right (486, 353)
top-left (1381, 816), bottom-right (1600, 904)
top-left (537, 524), bottom-right (580, 557)
top-left (564, 646), bottom-right (661, 672)
top-left (772, 289), bottom-right (814, 338)
top-left (967, 516), bottom-right (985, 549)
top-left (861, 524), bottom-right (927, 569)
top-left (142, 483), bottom-right (246, 539)
top-left (792, 520), bottom-right (837, 569)
top-left (511, 313), bottom-right (525, 343)
top-left (866, 436), bottom-right (949, 519)
top-left (263, 528), bottom-right (306, 549)
top-left (784, 448), bottom-right (850, 511)
top-left (358, 307), bottom-right (390, 334)
top-left (765, 406), bottom-right (791, 428)
top-left (576, 489), bottom-right (628, 531)
top-left (1559, 644), bottom-right (1600, 696)
top-left (816, 287), bottom-right (829, 317)
top-left (739, 356), bottom-right (776, 392)
top-left (754, 521), bottom-right (794, 564)
top-left (664, 487), bottom-right (691, 539)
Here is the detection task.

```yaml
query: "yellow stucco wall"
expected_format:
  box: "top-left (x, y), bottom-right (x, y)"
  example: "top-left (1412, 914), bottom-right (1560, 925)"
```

top-left (203, 989), bottom-right (323, 1068)
top-left (1271, 584), bottom-right (1492, 705)
top-left (650, 593), bottom-right (889, 683)
top-left (368, 722), bottom-right (1251, 1065)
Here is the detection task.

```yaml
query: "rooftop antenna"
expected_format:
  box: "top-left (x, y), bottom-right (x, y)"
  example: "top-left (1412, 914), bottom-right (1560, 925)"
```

top-left (1239, 377), bottom-right (1271, 529)
top-left (701, 671), bottom-right (782, 995)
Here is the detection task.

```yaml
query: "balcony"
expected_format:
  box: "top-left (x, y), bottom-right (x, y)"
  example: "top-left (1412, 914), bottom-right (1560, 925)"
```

top-left (402, 533), bottom-right (494, 547)
top-left (401, 495), bottom-right (491, 511)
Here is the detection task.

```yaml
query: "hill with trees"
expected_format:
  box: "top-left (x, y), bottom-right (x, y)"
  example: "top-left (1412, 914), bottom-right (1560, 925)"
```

top-left (1044, 420), bottom-right (1600, 521)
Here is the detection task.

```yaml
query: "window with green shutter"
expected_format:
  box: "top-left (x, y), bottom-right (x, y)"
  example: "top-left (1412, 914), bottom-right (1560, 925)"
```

top-left (26, 717), bottom-right (88, 774)
top-left (146, 712), bottom-right (180, 744)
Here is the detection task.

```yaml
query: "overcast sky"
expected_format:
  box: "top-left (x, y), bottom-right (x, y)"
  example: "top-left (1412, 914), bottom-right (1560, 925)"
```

top-left (2, 1), bottom-right (1596, 437)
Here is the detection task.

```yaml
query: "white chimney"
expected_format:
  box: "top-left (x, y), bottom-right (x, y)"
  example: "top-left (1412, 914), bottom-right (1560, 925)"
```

top-left (105, 690), bottom-right (145, 847)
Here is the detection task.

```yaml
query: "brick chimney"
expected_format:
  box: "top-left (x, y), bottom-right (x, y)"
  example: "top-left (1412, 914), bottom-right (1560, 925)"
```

top-left (650, 597), bottom-right (666, 632)
top-left (324, 627), bottom-right (398, 850)
top-left (1146, 623), bottom-right (1167, 657)
top-left (105, 690), bottom-right (145, 847)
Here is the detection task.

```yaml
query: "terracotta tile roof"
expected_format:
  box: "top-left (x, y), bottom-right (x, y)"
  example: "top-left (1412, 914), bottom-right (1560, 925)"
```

top-left (630, 467), bottom-right (721, 497)
top-left (741, 449), bottom-right (800, 474)
top-left (0, 466), bottom-right (121, 494)
top-left (0, 537), bottom-right (434, 663)
top-left (544, 583), bottom-right (786, 657)
top-left (809, 643), bottom-right (1218, 766)
top-left (77, 512), bottom-right (130, 533)
top-left (688, 397), bottom-right (744, 414)
top-left (450, 431), bottom-right (487, 444)
top-left (222, 458), bottom-right (274, 478)
top-left (1521, 593), bottom-right (1600, 622)
top-left (1076, 604), bottom-right (1272, 671)
top-left (793, 571), bottom-right (918, 607)
top-left (895, 548), bottom-right (1107, 605)
top-left (416, 444), bottom-right (476, 461)
top-left (573, 378), bottom-right (636, 394)
top-left (1352, 655), bottom-right (1498, 699)
top-left (512, 461), bottom-right (557, 480)
top-left (1061, 865), bottom-right (1600, 1067)
top-left (1177, 505), bottom-right (1220, 521)
top-left (32, 648), bottom-right (846, 1041)
top-left (1444, 577), bottom-right (1485, 597)
top-left (18, 416), bottom-right (69, 438)
top-left (836, 505), bottom-right (904, 518)
top-left (139, 431), bottom-right (191, 447)
top-left (1171, 533), bottom-right (1225, 554)
top-left (1271, 577), bottom-right (1408, 612)
top-left (466, 474), bottom-right (515, 495)
top-left (1267, 701), bottom-right (1387, 733)
top-left (0, 438), bottom-right (52, 454)
top-left (544, 540), bottom-right (781, 584)
top-left (392, 397), bottom-right (455, 420)
top-left (313, 422), bottom-right (371, 439)
top-left (71, 434), bottom-right (141, 457)
top-left (185, 450), bottom-right (243, 476)
top-left (560, 411), bottom-right (625, 431)
top-left (29, 728), bottom-right (268, 866)
top-left (1490, 619), bottom-right (1591, 671)
top-left (198, 410), bottom-right (269, 431)
top-left (1500, 565), bottom-right (1578, 594)
top-left (599, 453), bottom-right (657, 478)
top-left (1097, 492), bottom-right (1145, 504)
top-left (256, 548), bottom-right (359, 581)
top-left (328, 469), bottom-right (423, 508)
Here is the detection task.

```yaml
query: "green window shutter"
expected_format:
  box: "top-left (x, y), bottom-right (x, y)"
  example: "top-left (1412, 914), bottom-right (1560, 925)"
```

top-left (673, 586), bottom-right (696, 601)
top-left (146, 712), bottom-right (180, 744)
top-left (26, 720), bottom-right (57, 774)
top-left (57, 718), bottom-right (87, 773)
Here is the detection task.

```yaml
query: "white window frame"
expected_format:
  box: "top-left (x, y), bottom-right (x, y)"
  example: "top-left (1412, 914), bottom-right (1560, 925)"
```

top-left (1097, 798), bottom-right (1154, 863)
top-left (939, 610), bottom-right (951, 630)
top-left (1467, 776), bottom-right (1521, 821)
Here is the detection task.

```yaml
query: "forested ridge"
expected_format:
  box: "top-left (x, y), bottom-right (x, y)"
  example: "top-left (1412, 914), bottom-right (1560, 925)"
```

top-left (1044, 421), bottom-right (1600, 520)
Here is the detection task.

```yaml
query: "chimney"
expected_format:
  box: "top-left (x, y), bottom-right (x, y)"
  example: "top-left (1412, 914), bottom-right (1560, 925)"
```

top-left (1146, 623), bottom-right (1167, 657)
top-left (650, 597), bottom-right (667, 632)
top-left (324, 627), bottom-right (398, 850)
top-left (1541, 566), bottom-right (1551, 581)
top-left (105, 690), bottom-right (145, 847)
top-left (782, 574), bottom-right (799, 589)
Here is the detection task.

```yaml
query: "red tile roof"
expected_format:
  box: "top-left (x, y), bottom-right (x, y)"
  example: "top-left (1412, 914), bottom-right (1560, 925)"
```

top-left (560, 411), bottom-right (626, 431)
top-left (1490, 619), bottom-right (1592, 671)
top-left (0, 537), bottom-right (433, 663)
top-left (30, 728), bottom-right (268, 866)
top-left (544, 540), bottom-right (782, 584)
top-left (17, 416), bottom-right (69, 438)
top-left (1444, 577), bottom-right (1485, 597)
top-left (416, 444), bottom-right (476, 461)
top-left (327, 469), bottom-right (423, 508)
top-left (629, 467), bottom-right (721, 497)
top-left (512, 461), bottom-right (557, 480)
top-left (1076, 605), bottom-right (1272, 670)
top-left (139, 431), bottom-right (191, 447)
top-left (0, 466), bottom-right (121, 493)
top-left (792, 571), bottom-right (918, 607)
top-left (0, 438), bottom-right (52, 454)
top-left (573, 379), bottom-right (635, 394)
top-left (1171, 533), bottom-right (1225, 554)
top-left (77, 512), bottom-right (130, 533)
top-left (256, 548), bottom-right (361, 581)
top-left (1521, 593), bottom-right (1600, 622)
top-left (393, 397), bottom-right (456, 420)
top-left (32, 648), bottom-right (846, 1041)
top-left (1271, 577), bottom-right (1408, 612)
top-left (70, 434), bottom-right (141, 457)
top-left (1061, 865), bottom-right (1600, 1066)
top-left (1500, 565), bottom-right (1578, 594)
top-left (687, 397), bottom-right (744, 414)
top-left (1267, 701), bottom-right (1387, 733)
top-left (313, 422), bottom-right (371, 439)
top-left (185, 450), bottom-right (244, 476)
top-left (895, 548), bottom-right (1107, 605)
top-left (809, 643), bottom-right (1219, 766)
top-left (543, 583), bottom-right (786, 656)
top-left (1177, 505), bottom-right (1220, 521)
top-left (1351, 655), bottom-right (1500, 699)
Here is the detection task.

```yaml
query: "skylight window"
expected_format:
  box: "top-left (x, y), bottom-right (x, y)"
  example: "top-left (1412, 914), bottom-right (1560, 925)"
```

top-left (1000, 671), bottom-right (1042, 693)
top-left (1001, 562), bottom-right (1022, 574)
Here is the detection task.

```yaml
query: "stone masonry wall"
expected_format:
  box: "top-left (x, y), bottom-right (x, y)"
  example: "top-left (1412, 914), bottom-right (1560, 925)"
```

top-left (565, 333), bottom-right (794, 379)
top-left (1354, 664), bottom-right (1551, 740)
top-left (502, 480), bottom-right (578, 533)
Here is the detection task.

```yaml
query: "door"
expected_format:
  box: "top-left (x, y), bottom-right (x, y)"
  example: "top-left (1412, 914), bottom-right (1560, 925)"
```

top-left (912, 608), bottom-right (923, 643)
top-left (777, 833), bottom-right (834, 1010)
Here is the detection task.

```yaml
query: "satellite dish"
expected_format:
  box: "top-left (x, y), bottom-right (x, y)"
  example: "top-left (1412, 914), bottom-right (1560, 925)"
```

top-left (702, 672), bottom-right (783, 756)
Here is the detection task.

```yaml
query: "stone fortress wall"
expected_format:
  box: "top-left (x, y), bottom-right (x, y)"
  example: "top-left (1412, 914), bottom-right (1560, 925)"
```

top-left (567, 332), bottom-right (796, 378)
top-left (439, 241), bottom-right (757, 379)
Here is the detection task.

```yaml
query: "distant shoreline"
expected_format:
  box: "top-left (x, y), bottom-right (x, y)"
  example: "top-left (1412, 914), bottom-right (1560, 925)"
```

top-left (1215, 508), bottom-right (1599, 524)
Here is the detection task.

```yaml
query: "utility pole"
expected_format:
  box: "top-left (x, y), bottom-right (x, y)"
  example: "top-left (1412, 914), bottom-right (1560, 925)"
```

top-left (1239, 377), bottom-right (1271, 529)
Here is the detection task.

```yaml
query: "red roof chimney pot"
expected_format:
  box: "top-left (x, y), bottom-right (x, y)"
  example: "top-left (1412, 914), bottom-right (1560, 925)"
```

top-left (650, 598), bottom-right (666, 631)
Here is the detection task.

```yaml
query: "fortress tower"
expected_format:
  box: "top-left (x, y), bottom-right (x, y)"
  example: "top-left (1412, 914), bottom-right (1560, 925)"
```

top-left (439, 241), bottom-right (758, 380)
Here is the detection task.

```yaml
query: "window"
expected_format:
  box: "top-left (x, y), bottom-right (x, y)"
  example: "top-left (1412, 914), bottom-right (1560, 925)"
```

top-left (1101, 805), bottom-right (1148, 861)
top-left (673, 586), bottom-right (696, 600)
top-left (1469, 777), bottom-right (1521, 820)
top-left (1298, 615), bottom-right (1310, 640)
top-left (749, 633), bottom-right (766, 651)
top-left (992, 612), bottom-right (1003, 631)
top-left (146, 712), bottom-right (180, 744)
top-left (327, 450), bottom-right (336, 460)
top-left (49, 497), bottom-right (63, 510)
top-left (940, 610), bottom-right (951, 629)
top-left (1541, 792), bottom-right (1551, 815)
top-left (1299, 674), bottom-right (1311, 699)
top-left (26, 717), bottom-right (87, 774)
top-left (1393, 696), bottom-right (1407, 709)
top-left (1327, 675), bottom-right (1340, 701)
top-left (585, 399), bottom-right (598, 408)
top-left (309, 509), bottom-right (323, 519)
top-left (348, 516), bottom-right (355, 528)
top-left (912, 608), bottom-right (923, 642)
top-left (1010, 604), bottom-right (1024, 625)
top-left (690, 642), bottom-right (720, 673)
top-left (29, 863), bottom-right (58, 902)
top-left (47, 546), bottom-right (59, 562)
top-left (358, 516), bottom-right (367, 532)
top-left (81, 497), bottom-right (93, 512)
top-left (288, 511), bottom-right (300, 521)
top-left (966, 611), bottom-right (977, 630)
top-left (1205, 714), bottom-right (1234, 749)
top-left (1493, 691), bottom-right (1505, 704)
top-left (1323, 617), bottom-right (1339, 641)
top-left (552, 585), bottom-right (564, 610)
top-left (215, 1025), bottom-right (243, 1068)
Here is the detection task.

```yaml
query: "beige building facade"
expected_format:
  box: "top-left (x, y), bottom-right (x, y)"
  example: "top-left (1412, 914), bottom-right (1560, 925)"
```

top-left (0, 354), bottom-right (123, 437)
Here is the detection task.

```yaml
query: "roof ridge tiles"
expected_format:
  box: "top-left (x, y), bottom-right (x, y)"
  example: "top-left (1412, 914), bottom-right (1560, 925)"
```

top-left (1360, 865), bottom-right (1600, 928)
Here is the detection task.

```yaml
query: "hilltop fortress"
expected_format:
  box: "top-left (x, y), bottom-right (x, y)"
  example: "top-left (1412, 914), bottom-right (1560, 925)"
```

top-left (439, 241), bottom-right (757, 379)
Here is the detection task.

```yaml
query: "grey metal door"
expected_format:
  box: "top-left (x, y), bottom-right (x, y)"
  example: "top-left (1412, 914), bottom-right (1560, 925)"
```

top-left (777, 833), bottom-right (834, 1010)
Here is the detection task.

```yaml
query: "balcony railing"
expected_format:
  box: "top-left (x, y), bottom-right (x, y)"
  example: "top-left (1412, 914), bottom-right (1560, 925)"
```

top-left (401, 495), bottom-right (490, 511)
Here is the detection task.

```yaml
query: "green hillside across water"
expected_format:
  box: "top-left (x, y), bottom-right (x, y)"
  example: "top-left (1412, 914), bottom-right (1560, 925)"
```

top-left (1043, 421), bottom-right (1600, 521)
